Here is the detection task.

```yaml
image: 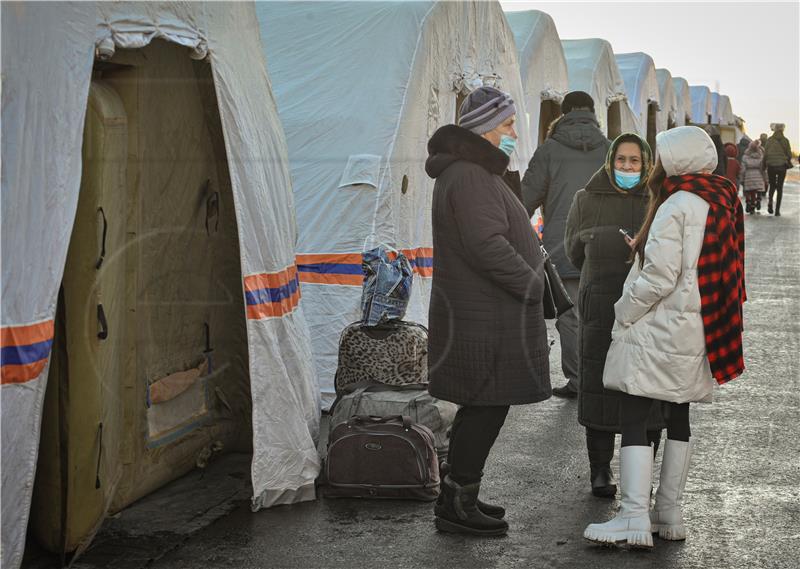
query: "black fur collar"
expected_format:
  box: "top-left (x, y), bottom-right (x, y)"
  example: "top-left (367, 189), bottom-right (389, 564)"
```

top-left (426, 124), bottom-right (510, 178)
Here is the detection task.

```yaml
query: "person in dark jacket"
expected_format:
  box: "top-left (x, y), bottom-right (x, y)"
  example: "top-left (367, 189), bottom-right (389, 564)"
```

top-left (564, 133), bottom-right (665, 498)
top-left (764, 123), bottom-right (794, 216)
top-left (521, 91), bottom-right (611, 398)
top-left (426, 86), bottom-right (551, 536)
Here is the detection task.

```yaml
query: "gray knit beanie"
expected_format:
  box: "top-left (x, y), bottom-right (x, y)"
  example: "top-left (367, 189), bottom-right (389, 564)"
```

top-left (458, 86), bottom-right (516, 135)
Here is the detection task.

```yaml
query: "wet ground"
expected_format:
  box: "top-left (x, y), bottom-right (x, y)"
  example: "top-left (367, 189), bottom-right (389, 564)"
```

top-left (24, 173), bottom-right (800, 568)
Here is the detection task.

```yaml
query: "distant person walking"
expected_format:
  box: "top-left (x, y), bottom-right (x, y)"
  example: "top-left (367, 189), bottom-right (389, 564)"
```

top-left (583, 126), bottom-right (746, 549)
top-left (723, 143), bottom-right (741, 186)
top-left (521, 91), bottom-right (610, 398)
top-left (740, 140), bottom-right (768, 214)
top-left (426, 86), bottom-right (551, 537)
top-left (564, 133), bottom-right (664, 499)
top-left (764, 123), bottom-right (794, 216)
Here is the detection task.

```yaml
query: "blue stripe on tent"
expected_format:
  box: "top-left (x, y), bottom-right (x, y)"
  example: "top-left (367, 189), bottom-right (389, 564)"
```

top-left (296, 263), bottom-right (363, 275)
top-left (1, 339), bottom-right (54, 366)
top-left (245, 278), bottom-right (300, 307)
top-left (413, 257), bottom-right (433, 268)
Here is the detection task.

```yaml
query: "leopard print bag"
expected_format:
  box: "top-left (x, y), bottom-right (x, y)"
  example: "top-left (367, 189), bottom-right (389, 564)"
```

top-left (334, 320), bottom-right (428, 393)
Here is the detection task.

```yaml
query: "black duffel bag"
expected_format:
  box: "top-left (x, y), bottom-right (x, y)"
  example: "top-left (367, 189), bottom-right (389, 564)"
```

top-left (324, 415), bottom-right (439, 501)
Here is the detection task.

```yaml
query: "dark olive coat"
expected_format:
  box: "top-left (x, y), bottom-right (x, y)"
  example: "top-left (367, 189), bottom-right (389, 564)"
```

top-left (426, 125), bottom-right (551, 406)
top-left (564, 135), bottom-right (665, 432)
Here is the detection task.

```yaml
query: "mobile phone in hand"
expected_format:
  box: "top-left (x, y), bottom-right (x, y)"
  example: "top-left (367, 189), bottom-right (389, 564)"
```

top-left (618, 228), bottom-right (633, 239)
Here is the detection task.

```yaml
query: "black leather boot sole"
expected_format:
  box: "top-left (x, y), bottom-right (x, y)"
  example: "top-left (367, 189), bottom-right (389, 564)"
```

top-left (591, 483), bottom-right (617, 498)
top-left (435, 516), bottom-right (509, 536)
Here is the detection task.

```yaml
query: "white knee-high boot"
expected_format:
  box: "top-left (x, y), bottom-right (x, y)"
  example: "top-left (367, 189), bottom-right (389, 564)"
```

top-left (650, 439), bottom-right (692, 540)
top-left (584, 445), bottom-right (653, 548)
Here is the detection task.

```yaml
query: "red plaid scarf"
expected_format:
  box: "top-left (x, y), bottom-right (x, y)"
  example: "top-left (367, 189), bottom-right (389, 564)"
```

top-left (663, 174), bottom-right (747, 384)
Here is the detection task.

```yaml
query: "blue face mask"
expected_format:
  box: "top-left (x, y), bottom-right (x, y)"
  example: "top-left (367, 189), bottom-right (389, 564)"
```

top-left (614, 169), bottom-right (641, 189)
top-left (498, 135), bottom-right (517, 156)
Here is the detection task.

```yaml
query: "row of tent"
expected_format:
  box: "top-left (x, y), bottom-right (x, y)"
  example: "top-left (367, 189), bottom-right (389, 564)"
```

top-left (0, 2), bottom-right (745, 566)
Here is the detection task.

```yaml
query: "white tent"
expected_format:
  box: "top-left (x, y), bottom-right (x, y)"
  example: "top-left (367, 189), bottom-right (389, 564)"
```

top-left (712, 93), bottom-right (739, 144)
top-left (257, 1), bottom-right (534, 408)
top-left (690, 85), bottom-right (713, 125)
top-left (615, 52), bottom-right (660, 147)
top-left (656, 68), bottom-right (678, 132)
top-left (561, 38), bottom-right (639, 138)
top-left (711, 92), bottom-right (735, 126)
top-left (505, 10), bottom-right (570, 149)
top-left (672, 76), bottom-right (693, 127)
top-left (1, 3), bottom-right (320, 567)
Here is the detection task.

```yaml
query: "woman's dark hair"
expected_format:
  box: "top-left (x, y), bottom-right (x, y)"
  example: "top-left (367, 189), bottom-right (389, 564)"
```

top-left (632, 156), bottom-right (669, 267)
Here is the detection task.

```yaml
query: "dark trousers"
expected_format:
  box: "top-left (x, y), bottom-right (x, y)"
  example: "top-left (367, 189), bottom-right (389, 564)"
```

top-left (620, 393), bottom-right (690, 447)
top-left (448, 405), bottom-right (510, 485)
top-left (586, 426), bottom-right (662, 465)
top-left (767, 166), bottom-right (787, 213)
top-left (556, 278), bottom-right (580, 390)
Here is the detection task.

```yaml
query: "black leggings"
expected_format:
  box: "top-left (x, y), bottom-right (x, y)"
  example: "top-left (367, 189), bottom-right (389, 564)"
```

top-left (767, 166), bottom-right (787, 212)
top-left (448, 405), bottom-right (510, 485)
top-left (620, 393), bottom-right (690, 447)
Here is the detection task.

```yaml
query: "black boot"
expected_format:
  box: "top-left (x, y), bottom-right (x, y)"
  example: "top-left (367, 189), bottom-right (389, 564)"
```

top-left (437, 462), bottom-right (505, 518)
top-left (768, 201), bottom-right (774, 214)
top-left (434, 475), bottom-right (509, 536)
top-left (586, 429), bottom-right (616, 498)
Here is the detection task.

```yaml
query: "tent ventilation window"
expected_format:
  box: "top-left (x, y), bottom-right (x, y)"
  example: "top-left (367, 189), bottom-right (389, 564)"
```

top-left (338, 154), bottom-right (381, 189)
top-left (401, 175), bottom-right (409, 195)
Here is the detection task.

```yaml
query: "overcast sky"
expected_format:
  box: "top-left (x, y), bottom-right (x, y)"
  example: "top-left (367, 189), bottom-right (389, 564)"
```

top-left (501, 0), bottom-right (800, 149)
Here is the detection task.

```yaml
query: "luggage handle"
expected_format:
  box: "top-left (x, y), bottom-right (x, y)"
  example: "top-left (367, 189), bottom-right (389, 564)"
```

top-left (348, 414), bottom-right (412, 430)
top-left (351, 382), bottom-right (426, 409)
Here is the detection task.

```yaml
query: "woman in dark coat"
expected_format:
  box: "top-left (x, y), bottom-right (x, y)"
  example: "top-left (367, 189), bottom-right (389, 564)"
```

top-left (426, 86), bottom-right (551, 536)
top-left (564, 133), bottom-right (664, 498)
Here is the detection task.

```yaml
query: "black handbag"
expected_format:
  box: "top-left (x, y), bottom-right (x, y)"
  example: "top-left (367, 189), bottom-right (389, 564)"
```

top-left (540, 245), bottom-right (573, 319)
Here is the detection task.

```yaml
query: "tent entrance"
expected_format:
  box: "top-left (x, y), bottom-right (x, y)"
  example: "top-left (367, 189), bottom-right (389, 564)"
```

top-left (607, 101), bottom-right (622, 139)
top-left (538, 100), bottom-right (561, 146)
top-left (31, 40), bottom-right (252, 558)
top-left (455, 91), bottom-right (468, 123)
top-left (720, 126), bottom-right (737, 145)
top-left (647, 102), bottom-right (658, 152)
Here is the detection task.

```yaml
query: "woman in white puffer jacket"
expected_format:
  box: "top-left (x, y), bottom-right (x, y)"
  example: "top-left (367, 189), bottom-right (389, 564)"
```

top-left (584, 126), bottom-right (747, 549)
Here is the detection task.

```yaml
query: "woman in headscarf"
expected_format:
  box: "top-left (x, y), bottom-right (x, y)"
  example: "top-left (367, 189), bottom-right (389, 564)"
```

top-left (564, 133), bottom-right (665, 500)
